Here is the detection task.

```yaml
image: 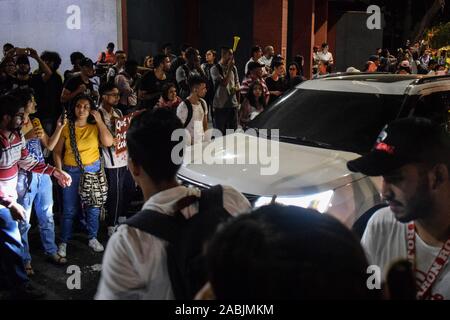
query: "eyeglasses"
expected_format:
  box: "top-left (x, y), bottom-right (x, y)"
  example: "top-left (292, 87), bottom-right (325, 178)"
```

top-left (289, 67), bottom-right (297, 71)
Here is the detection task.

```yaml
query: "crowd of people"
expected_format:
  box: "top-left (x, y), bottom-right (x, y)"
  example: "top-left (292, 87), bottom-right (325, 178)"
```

top-left (348, 40), bottom-right (450, 76)
top-left (0, 40), bottom-right (449, 300)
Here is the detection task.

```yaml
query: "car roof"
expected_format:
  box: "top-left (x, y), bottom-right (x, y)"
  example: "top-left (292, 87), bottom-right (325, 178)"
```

top-left (297, 73), bottom-right (450, 96)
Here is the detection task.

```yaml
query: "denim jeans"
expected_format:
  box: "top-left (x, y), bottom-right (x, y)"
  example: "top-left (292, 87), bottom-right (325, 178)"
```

top-left (61, 160), bottom-right (101, 242)
top-left (0, 207), bottom-right (29, 288)
top-left (17, 171), bottom-right (58, 263)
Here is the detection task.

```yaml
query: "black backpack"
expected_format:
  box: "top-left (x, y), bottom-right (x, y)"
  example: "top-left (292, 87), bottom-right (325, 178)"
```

top-left (182, 99), bottom-right (206, 128)
top-left (124, 185), bottom-right (232, 299)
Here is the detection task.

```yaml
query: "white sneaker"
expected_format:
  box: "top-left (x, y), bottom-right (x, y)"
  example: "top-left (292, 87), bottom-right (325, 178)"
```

top-left (107, 226), bottom-right (116, 237)
top-left (58, 243), bottom-right (67, 258)
top-left (88, 238), bottom-right (104, 253)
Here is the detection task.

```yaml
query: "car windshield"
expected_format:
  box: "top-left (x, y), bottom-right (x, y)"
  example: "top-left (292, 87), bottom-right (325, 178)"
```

top-left (249, 88), bottom-right (405, 154)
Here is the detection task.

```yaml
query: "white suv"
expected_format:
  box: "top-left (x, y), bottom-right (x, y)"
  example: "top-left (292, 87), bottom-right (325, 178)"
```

top-left (178, 74), bottom-right (450, 230)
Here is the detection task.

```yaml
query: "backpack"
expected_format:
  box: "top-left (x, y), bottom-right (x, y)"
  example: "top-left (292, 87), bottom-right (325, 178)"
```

top-left (124, 185), bottom-right (232, 299)
top-left (182, 99), bottom-right (206, 128)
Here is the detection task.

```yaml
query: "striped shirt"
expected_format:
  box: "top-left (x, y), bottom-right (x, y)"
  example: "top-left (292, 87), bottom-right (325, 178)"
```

top-left (0, 130), bottom-right (55, 208)
top-left (240, 76), bottom-right (270, 101)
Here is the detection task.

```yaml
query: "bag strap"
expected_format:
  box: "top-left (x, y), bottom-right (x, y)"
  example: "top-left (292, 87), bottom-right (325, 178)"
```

top-left (124, 195), bottom-right (198, 241)
top-left (198, 185), bottom-right (224, 215)
top-left (183, 99), bottom-right (194, 128)
top-left (199, 99), bottom-right (207, 114)
top-left (68, 120), bottom-right (85, 172)
top-left (125, 209), bottom-right (181, 243)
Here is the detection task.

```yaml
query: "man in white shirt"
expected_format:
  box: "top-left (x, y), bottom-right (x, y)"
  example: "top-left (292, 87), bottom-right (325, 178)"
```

top-left (244, 45), bottom-right (264, 75)
top-left (96, 108), bottom-right (251, 300)
top-left (259, 46), bottom-right (274, 72)
top-left (98, 82), bottom-right (135, 237)
top-left (347, 117), bottom-right (450, 300)
top-left (316, 43), bottom-right (334, 66)
top-left (176, 76), bottom-right (208, 145)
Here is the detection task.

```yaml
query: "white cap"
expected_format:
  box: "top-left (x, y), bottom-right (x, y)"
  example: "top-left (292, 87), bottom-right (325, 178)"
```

top-left (346, 67), bottom-right (361, 73)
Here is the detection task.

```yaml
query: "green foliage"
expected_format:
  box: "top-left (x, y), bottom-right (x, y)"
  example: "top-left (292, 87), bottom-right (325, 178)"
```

top-left (425, 22), bottom-right (450, 48)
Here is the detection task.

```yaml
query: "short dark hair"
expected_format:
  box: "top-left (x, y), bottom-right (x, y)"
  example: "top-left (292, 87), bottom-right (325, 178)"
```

top-left (41, 51), bottom-right (62, 71)
top-left (322, 42), bottom-right (328, 48)
top-left (185, 47), bottom-right (199, 61)
top-left (127, 108), bottom-right (184, 184)
top-left (188, 75), bottom-right (206, 92)
top-left (0, 94), bottom-right (22, 118)
top-left (272, 60), bottom-right (284, 69)
top-left (220, 46), bottom-right (232, 55)
top-left (107, 42), bottom-right (115, 49)
top-left (3, 43), bottom-right (14, 51)
top-left (70, 52), bottom-right (85, 65)
top-left (207, 49), bottom-right (217, 57)
top-left (251, 46), bottom-right (262, 56)
top-left (206, 204), bottom-right (379, 299)
top-left (153, 54), bottom-right (168, 69)
top-left (8, 88), bottom-right (35, 108)
top-left (99, 82), bottom-right (118, 97)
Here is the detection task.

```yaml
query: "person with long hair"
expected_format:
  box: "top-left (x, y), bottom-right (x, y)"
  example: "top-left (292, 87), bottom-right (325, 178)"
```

top-left (53, 94), bottom-right (113, 258)
top-left (239, 80), bottom-right (266, 128)
top-left (285, 62), bottom-right (304, 89)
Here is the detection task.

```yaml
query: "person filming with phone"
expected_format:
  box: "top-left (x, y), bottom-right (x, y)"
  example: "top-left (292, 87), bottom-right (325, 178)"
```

top-left (0, 47), bottom-right (52, 93)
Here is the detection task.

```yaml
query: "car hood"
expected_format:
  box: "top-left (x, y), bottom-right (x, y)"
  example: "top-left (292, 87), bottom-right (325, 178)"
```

top-left (178, 133), bottom-right (365, 196)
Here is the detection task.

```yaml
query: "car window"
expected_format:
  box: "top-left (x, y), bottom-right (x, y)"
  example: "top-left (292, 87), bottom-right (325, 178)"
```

top-left (249, 88), bottom-right (405, 154)
top-left (411, 91), bottom-right (450, 129)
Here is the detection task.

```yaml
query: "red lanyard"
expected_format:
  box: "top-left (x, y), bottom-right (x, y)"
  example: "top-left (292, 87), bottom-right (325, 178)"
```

top-left (406, 222), bottom-right (450, 300)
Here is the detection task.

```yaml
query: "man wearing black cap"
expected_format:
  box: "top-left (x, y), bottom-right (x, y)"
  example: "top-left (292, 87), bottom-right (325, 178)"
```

top-left (240, 61), bottom-right (269, 105)
top-left (61, 58), bottom-right (98, 104)
top-left (348, 117), bottom-right (450, 300)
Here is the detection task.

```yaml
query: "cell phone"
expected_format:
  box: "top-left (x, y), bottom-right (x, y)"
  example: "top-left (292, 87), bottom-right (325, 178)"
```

top-left (15, 48), bottom-right (29, 56)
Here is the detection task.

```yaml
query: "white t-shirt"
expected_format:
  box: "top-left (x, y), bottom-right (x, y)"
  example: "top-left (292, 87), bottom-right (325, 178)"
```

top-left (176, 98), bottom-right (208, 145)
top-left (259, 56), bottom-right (273, 69)
top-left (362, 207), bottom-right (450, 300)
top-left (316, 51), bottom-right (333, 63)
top-left (98, 106), bottom-right (128, 169)
top-left (95, 185), bottom-right (251, 300)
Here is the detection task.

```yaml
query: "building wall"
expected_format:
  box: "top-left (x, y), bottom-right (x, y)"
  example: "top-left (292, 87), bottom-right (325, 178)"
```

top-left (334, 11), bottom-right (383, 71)
top-left (198, 0), bottom-right (254, 78)
top-left (126, 0), bottom-right (184, 64)
top-left (0, 0), bottom-right (120, 72)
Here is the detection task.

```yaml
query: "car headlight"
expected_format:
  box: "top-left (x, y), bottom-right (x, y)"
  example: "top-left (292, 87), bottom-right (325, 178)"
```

top-left (254, 190), bottom-right (334, 213)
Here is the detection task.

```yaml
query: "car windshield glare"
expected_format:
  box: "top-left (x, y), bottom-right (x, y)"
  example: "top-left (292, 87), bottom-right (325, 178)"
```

top-left (249, 88), bottom-right (405, 154)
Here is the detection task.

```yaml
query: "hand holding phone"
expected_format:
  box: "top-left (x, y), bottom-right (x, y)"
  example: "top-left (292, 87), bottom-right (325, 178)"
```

top-left (15, 48), bottom-right (29, 56)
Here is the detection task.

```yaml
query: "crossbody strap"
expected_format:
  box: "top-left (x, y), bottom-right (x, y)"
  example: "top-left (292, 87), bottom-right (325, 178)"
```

top-left (68, 121), bottom-right (85, 172)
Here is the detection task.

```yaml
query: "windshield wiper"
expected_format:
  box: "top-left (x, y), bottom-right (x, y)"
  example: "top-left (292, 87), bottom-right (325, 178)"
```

top-left (278, 135), bottom-right (333, 149)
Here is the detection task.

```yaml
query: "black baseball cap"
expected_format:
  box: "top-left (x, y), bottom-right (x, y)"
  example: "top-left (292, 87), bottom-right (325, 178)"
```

top-left (347, 117), bottom-right (450, 176)
top-left (79, 58), bottom-right (94, 68)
